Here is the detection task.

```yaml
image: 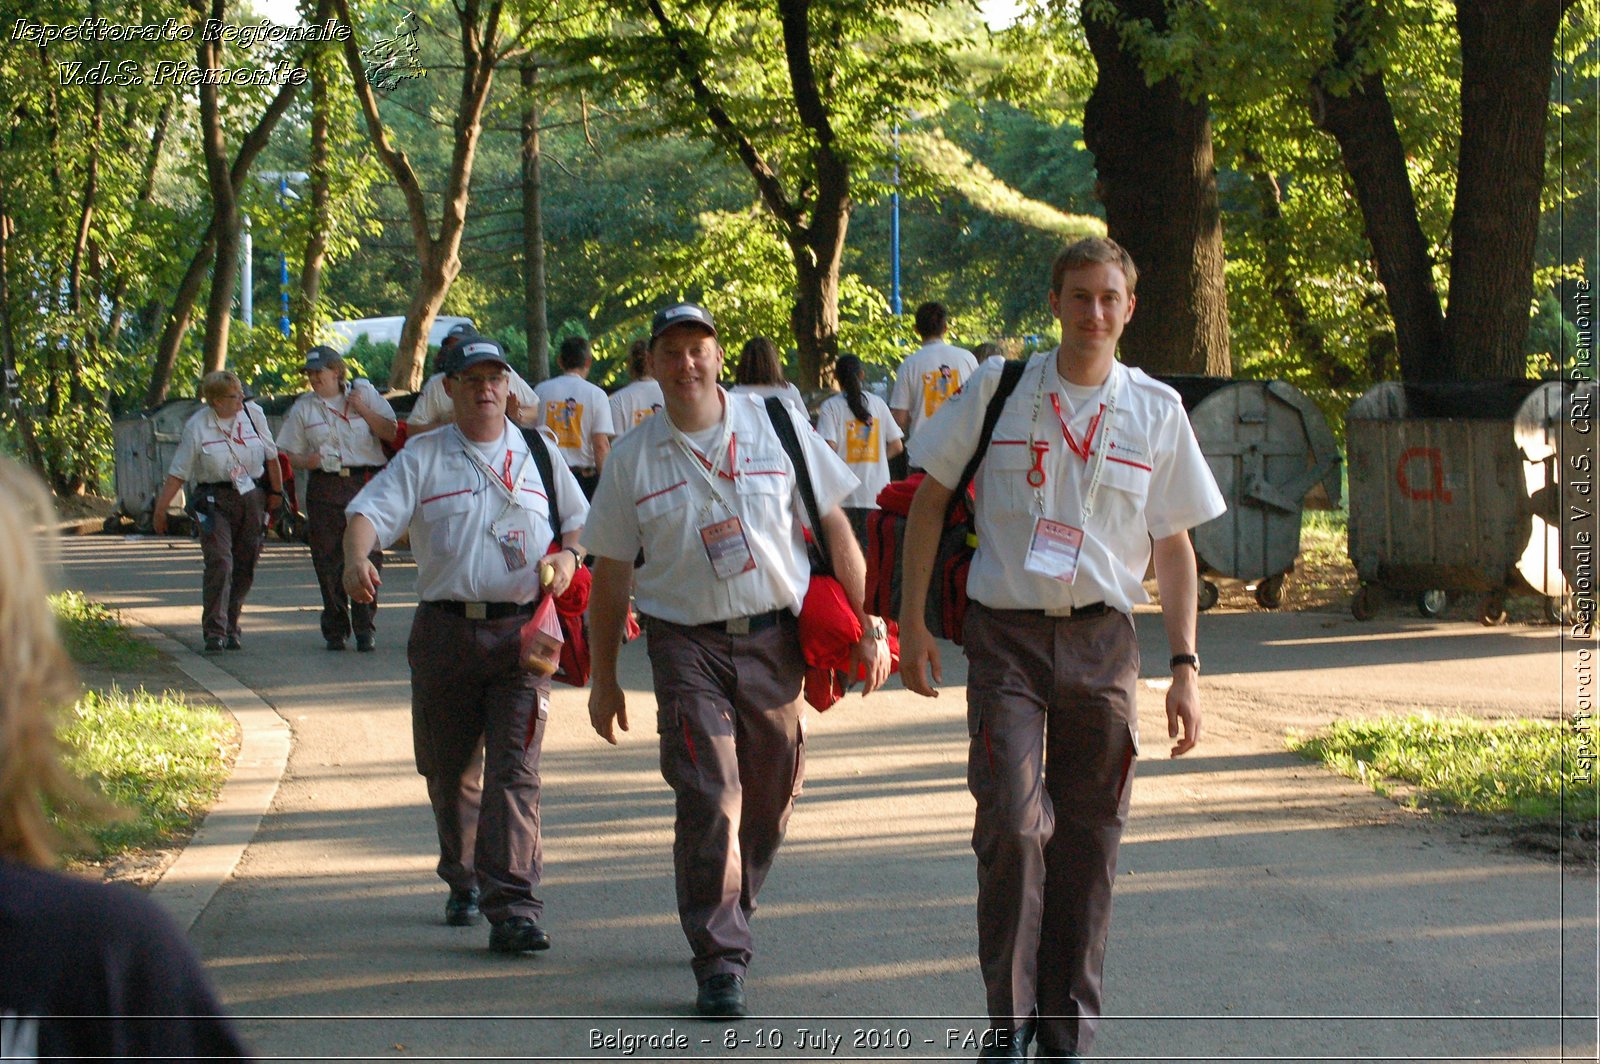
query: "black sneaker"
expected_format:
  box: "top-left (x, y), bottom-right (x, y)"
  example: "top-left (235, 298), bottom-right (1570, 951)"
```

top-left (695, 973), bottom-right (747, 1019)
top-left (488, 916), bottom-right (550, 954)
top-left (445, 886), bottom-right (481, 926)
top-left (356, 634), bottom-right (376, 652)
top-left (325, 638), bottom-right (346, 651)
top-left (204, 637), bottom-right (224, 652)
top-left (224, 635), bottom-right (242, 650)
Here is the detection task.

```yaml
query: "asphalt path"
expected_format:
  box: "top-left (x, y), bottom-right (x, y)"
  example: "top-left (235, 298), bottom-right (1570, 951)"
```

top-left (60, 534), bottom-right (1598, 1063)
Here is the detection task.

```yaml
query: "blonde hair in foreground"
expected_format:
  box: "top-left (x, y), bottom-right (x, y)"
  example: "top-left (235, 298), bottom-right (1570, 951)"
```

top-left (0, 457), bottom-right (87, 866)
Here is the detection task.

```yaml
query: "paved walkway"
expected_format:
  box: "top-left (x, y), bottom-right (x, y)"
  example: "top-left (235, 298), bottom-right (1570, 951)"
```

top-left (62, 535), bottom-right (1597, 1062)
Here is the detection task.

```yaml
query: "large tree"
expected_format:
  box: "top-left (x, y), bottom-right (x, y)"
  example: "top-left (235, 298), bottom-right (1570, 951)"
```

top-left (1080, 0), bottom-right (1232, 377)
top-left (570, 0), bottom-right (957, 387)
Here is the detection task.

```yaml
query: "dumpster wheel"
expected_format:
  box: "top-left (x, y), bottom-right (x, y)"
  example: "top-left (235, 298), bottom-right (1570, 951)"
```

top-left (1478, 593), bottom-right (1508, 627)
top-left (1351, 585), bottom-right (1380, 621)
top-left (1416, 589), bottom-right (1448, 618)
top-left (1197, 579), bottom-right (1219, 612)
top-left (1254, 573), bottom-right (1287, 610)
top-left (1544, 595), bottom-right (1571, 626)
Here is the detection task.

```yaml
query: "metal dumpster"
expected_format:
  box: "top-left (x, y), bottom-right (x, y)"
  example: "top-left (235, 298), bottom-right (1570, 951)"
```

top-left (1161, 376), bottom-right (1343, 610)
top-left (1345, 380), bottom-right (1567, 623)
top-left (111, 397), bottom-right (301, 538)
top-left (110, 399), bottom-right (204, 531)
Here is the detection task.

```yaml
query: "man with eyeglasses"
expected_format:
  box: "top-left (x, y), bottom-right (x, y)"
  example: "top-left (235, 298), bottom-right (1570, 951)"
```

top-left (342, 338), bottom-right (589, 955)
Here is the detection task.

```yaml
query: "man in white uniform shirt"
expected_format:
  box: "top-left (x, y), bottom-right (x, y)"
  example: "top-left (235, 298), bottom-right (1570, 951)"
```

top-left (585, 303), bottom-right (890, 1019)
top-left (276, 346), bottom-right (397, 651)
top-left (532, 335), bottom-right (615, 498)
top-left (406, 326), bottom-right (539, 437)
top-left (890, 300), bottom-right (978, 443)
top-left (343, 338), bottom-right (589, 954)
top-left (898, 239), bottom-right (1225, 1060)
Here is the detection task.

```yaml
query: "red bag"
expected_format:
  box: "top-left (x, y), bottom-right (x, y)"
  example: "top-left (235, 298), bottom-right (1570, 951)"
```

top-left (798, 573), bottom-right (901, 711)
top-left (549, 562), bottom-right (591, 688)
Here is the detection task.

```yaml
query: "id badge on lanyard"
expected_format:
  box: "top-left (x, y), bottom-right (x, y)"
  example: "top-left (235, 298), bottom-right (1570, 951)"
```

top-left (230, 466), bottom-right (256, 494)
top-left (700, 515), bottom-right (757, 579)
top-left (1023, 517), bottom-right (1085, 584)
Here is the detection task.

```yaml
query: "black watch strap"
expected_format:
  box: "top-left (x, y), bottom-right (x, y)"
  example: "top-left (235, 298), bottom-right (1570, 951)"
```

top-left (1170, 653), bottom-right (1199, 673)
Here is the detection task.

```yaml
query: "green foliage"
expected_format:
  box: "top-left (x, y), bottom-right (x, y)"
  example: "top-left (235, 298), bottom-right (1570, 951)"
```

top-left (49, 593), bottom-right (159, 672)
top-left (54, 686), bottom-right (234, 858)
top-left (1287, 713), bottom-right (1598, 822)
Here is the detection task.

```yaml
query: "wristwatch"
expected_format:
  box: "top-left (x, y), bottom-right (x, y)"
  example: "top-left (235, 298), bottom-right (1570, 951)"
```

top-left (865, 617), bottom-right (888, 641)
top-left (1169, 653), bottom-right (1200, 674)
top-left (565, 546), bottom-right (584, 564)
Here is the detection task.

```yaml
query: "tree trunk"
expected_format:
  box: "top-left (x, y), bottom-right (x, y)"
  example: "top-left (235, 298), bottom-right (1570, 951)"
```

top-left (787, 203), bottom-right (847, 388)
top-left (1081, 0), bottom-right (1231, 377)
top-left (520, 58), bottom-right (549, 384)
top-left (145, 73), bottom-right (300, 405)
top-left (295, 53), bottom-right (332, 355)
top-left (1445, 0), bottom-right (1572, 379)
top-left (332, 0), bottom-right (498, 393)
top-left (105, 98), bottom-right (174, 350)
top-left (1310, 3), bottom-right (1447, 382)
top-left (197, 2), bottom-right (238, 375)
top-left (0, 193), bottom-right (49, 477)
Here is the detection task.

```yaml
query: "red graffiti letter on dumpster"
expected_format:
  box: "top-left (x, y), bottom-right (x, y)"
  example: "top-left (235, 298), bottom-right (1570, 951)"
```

top-left (1396, 447), bottom-right (1453, 503)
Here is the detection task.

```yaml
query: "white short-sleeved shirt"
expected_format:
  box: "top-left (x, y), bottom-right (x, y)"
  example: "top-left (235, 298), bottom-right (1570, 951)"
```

top-left (167, 405), bottom-right (278, 484)
top-left (585, 390), bottom-right (858, 626)
top-left (909, 353), bottom-right (1225, 614)
top-left (729, 382), bottom-right (808, 418)
top-left (814, 391), bottom-right (904, 510)
top-left (406, 369), bottom-right (538, 426)
top-left (532, 374), bottom-right (616, 470)
top-left (608, 379), bottom-right (665, 436)
top-left (347, 421), bottom-right (589, 604)
top-left (890, 340), bottom-right (978, 439)
top-left (276, 380), bottom-right (396, 469)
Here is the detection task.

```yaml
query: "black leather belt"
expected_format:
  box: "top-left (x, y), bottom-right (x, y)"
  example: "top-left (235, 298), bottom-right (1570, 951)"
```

top-left (694, 608), bottom-right (786, 635)
top-left (425, 600), bottom-right (535, 620)
top-left (313, 465), bottom-right (382, 478)
top-left (1042, 601), bottom-right (1110, 620)
top-left (194, 481), bottom-right (249, 493)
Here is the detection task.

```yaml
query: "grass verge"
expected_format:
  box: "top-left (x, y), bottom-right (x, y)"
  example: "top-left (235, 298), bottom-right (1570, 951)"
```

top-left (1287, 713), bottom-right (1598, 821)
top-left (49, 594), bottom-right (234, 860)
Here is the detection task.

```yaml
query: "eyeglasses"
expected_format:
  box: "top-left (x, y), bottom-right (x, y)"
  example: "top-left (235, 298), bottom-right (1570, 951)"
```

top-left (214, 393), bottom-right (245, 402)
top-left (455, 372), bottom-right (508, 387)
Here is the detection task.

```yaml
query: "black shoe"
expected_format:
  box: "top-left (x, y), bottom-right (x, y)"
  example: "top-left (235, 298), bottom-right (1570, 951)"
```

top-left (325, 638), bottom-right (346, 651)
top-left (695, 973), bottom-right (747, 1019)
top-left (976, 1020), bottom-right (1035, 1061)
top-left (204, 637), bottom-right (224, 652)
top-left (488, 916), bottom-right (550, 954)
top-left (356, 634), bottom-right (375, 653)
top-left (445, 887), bottom-right (481, 926)
top-left (224, 635), bottom-right (242, 650)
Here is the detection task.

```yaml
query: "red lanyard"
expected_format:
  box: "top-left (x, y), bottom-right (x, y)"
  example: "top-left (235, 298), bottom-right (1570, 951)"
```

top-left (683, 432), bottom-right (739, 482)
top-left (1048, 393), bottom-right (1104, 463)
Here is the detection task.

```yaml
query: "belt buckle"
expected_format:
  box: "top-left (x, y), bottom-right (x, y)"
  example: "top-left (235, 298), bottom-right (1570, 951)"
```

top-left (465, 602), bottom-right (488, 620)
top-left (1044, 604), bottom-right (1073, 618)
top-left (338, 467), bottom-right (352, 478)
top-left (726, 615), bottom-right (751, 635)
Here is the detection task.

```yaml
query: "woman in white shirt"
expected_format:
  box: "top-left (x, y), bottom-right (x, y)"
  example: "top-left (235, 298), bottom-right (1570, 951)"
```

top-left (728, 336), bottom-right (808, 416)
top-left (814, 354), bottom-right (904, 551)
top-left (152, 371), bottom-right (284, 652)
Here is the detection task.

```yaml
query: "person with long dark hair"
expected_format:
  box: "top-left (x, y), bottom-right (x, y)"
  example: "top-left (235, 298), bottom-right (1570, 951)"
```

top-left (814, 354), bottom-right (904, 549)
top-left (728, 336), bottom-right (807, 416)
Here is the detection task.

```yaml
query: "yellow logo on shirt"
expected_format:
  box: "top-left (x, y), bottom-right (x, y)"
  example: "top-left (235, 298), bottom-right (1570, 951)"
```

top-left (633, 404), bottom-right (662, 426)
top-left (544, 399), bottom-right (585, 448)
top-left (845, 418), bottom-right (880, 463)
top-left (921, 366), bottom-right (961, 418)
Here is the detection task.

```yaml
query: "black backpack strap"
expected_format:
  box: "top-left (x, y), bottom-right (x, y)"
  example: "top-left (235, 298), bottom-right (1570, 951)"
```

top-left (520, 426), bottom-right (560, 536)
top-left (764, 396), bottom-right (834, 577)
top-left (951, 359), bottom-right (1027, 502)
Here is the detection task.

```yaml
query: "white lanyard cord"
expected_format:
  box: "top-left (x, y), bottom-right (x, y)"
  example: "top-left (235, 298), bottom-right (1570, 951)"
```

top-left (667, 407), bottom-right (737, 517)
top-left (456, 427), bottom-right (531, 534)
top-left (1027, 360), bottom-right (1122, 521)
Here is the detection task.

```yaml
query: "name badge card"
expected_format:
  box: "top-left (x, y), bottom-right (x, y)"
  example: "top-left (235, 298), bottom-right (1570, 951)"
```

top-left (498, 528), bottom-right (529, 572)
top-left (700, 516), bottom-right (757, 580)
top-left (1023, 517), bottom-right (1084, 584)
top-left (229, 465), bottom-right (256, 495)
